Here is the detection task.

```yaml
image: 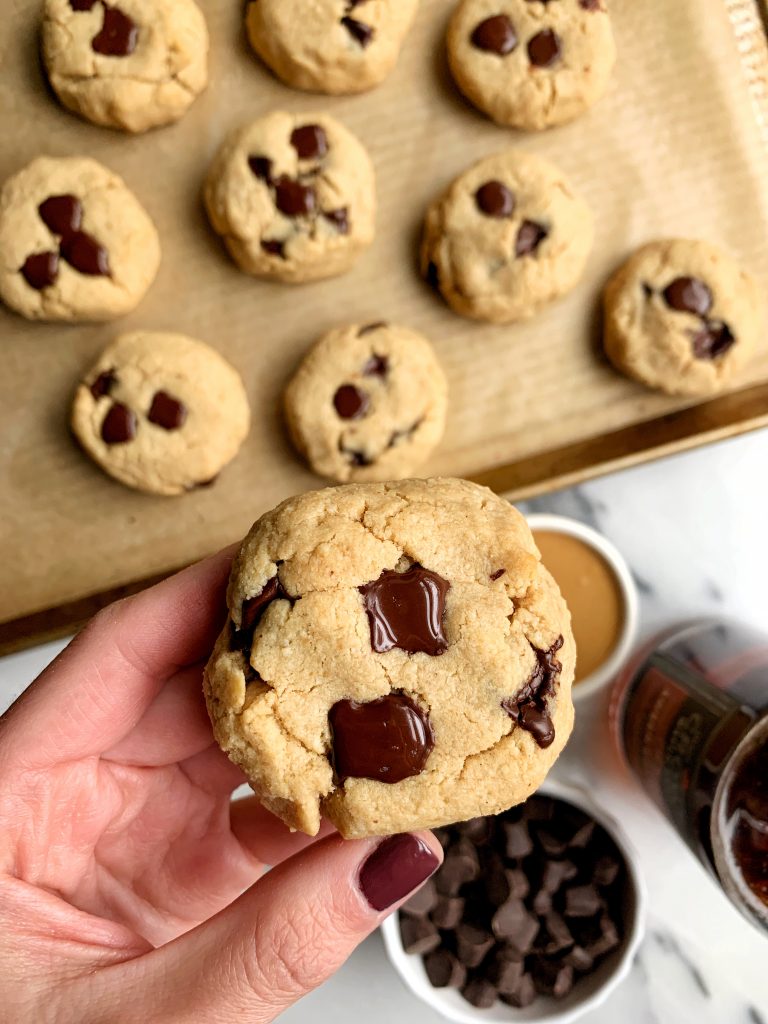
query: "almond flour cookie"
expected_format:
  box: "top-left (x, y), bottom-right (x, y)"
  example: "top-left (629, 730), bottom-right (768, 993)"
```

top-left (43, 0), bottom-right (209, 133)
top-left (71, 331), bottom-right (250, 495)
top-left (204, 112), bottom-right (376, 284)
top-left (447, 0), bottom-right (615, 131)
top-left (421, 150), bottom-right (592, 323)
top-left (245, 0), bottom-right (419, 95)
top-left (0, 157), bottom-right (160, 322)
top-left (603, 240), bottom-right (763, 397)
top-left (204, 478), bottom-right (575, 838)
top-left (284, 322), bottom-right (448, 482)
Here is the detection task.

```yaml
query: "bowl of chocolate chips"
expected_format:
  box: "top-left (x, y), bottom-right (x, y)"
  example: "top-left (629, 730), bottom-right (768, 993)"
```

top-left (381, 780), bottom-right (646, 1023)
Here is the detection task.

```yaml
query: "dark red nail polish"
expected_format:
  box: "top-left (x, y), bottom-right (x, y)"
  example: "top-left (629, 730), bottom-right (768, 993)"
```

top-left (359, 833), bottom-right (440, 912)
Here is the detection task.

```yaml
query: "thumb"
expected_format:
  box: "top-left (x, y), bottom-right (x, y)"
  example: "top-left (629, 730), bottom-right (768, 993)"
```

top-left (101, 831), bottom-right (441, 1023)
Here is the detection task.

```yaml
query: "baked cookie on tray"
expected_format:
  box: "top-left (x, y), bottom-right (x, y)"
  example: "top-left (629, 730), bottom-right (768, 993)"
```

top-left (284, 321), bottom-right (448, 482)
top-left (71, 331), bottom-right (250, 495)
top-left (421, 149), bottom-right (592, 323)
top-left (0, 156), bottom-right (160, 321)
top-left (447, 0), bottom-right (615, 130)
top-left (246, 0), bottom-right (419, 95)
top-left (204, 478), bottom-right (575, 838)
top-left (204, 111), bottom-right (376, 283)
top-left (42, 0), bottom-right (209, 133)
top-left (603, 239), bottom-right (763, 396)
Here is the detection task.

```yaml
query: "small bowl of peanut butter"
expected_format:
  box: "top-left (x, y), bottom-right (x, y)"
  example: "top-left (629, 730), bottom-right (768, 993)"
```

top-left (525, 515), bottom-right (639, 702)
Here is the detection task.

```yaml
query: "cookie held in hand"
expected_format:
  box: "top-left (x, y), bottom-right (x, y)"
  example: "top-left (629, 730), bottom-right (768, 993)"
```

top-left (204, 478), bottom-right (575, 838)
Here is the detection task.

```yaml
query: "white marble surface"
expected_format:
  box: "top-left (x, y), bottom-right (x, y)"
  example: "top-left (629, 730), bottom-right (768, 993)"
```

top-left (1, 431), bottom-right (766, 1023)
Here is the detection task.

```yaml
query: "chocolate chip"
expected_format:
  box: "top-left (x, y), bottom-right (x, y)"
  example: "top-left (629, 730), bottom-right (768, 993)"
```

top-left (532, 888), bottom-right (552, 916)
top-left (539, 911), bottom-right (573, 954)
top-left (515, 220), bottom-right (548, 257)
top-left (531, 958), bottom-right (574, 998)
top-left (341, 15), bottom-right (374, 46)
top-left (491, 899), bottom-right (538, 957)
top-left (333, 383), bottom-right (369, 419)
top-left (585, 915), bottom-right (620, 957)
top-left (92, 5), bottom-right (139, 57)
top-left (274, 176), bottom-right (316, 217)
top-left (483, 854), bottom-right (513, 905)
top-left (261, 239), bottom-right (285, 258)
top-left (563, 884), bottom-right (602, 918)
top-left (462, 977), bottom-right (497, 1008)
top-left (38, 195), bottom-right (82, 238)
top-left (662, 276), bottom-right (712, 316)
top-left (432, 827), bottom-right (452, 849)
top-left (490, 568), bottom-right (506, 581)
top-left (362, 353), bottom-right (388, 376)
top-left (101, 402), bottom-right (136, 444)
top-left (290, 124), bottom-right (328, 160)
top-left (89, 369), bottom-right (116, 399)
top-left (431, 895), bottom-right (465, 929)
top-left (541, 858), bottom-right (578, 893)
top-left (400, 916), bottom-right (440, 955)
top-left (502, 636), bottom-right (563, 749)
top-left (21, 251), bottom-right (59, 290)
top-left (471, 15), bottom-right (517, 55)
top-left (329, 693), bottom-right (434, 784)
top-left (455, 923), bottom-right (495, 968)
top-left (148, 390), bottom-right (187, 431)
top-left (231, 575), bottom-right (293, 652)
top-left (324, 208), bottom-right (349, 234)
top-left (436, 840), bottom-right (480, 894)
top-left (528, 29), bottom-right (561, 67)
top-left (563, 944), bottom-right (594, 972)
top-left (536, 827), bottom-right (569, 857)
top-left (692, 320), bottom-right (735, 360)
top-left (499, 972), bottom-right (536, 1008)
top-left (475, 181), bottom-right (515, 219)
top-left (424, 950), bottom-right (466, 989)
top-left (248, 155), bottom-right (273, 182)
top-left (402, 878), bottom-right (438, 917)
top-left (359, 565), bottom-right (450, 656)
top-left (503, 820), bottom-right (534, 860)
top-left (359, 322), bottom-right (387, 337)
top-left (60, 231), bottom-right (110, 276)
top-left (570, 820), bottom-right (596, 849)
top-left (488, 952), bottom-right (524, 993)
top-left (456, 816), bottom-right (493, 844)
top-left (593, 855), bottom-right (620, 887)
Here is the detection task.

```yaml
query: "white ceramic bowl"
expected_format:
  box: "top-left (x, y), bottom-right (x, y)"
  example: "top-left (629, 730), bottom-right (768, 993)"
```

top-left (381, 778), bottom-right (647, 1024)
top-left (524, 514), bottom-right (639, 702)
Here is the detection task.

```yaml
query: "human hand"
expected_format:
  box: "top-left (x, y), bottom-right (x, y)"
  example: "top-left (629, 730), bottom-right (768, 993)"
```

top-left (0, 550), bottom-right (441, 1023)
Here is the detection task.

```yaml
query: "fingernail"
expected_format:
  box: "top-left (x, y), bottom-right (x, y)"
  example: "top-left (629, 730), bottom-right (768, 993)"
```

top-left (359, 833), bottom-right (440, 912)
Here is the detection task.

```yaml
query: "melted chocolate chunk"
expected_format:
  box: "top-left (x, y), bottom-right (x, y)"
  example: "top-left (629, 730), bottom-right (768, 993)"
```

top-left (471, 15), bottom-right (518, 55)
top-left (344, 448), bottom-right (372, 466)
top-left (324, 208), bottom-right (349, 234)
top-left (329, 693), bottom-right (434, 783)
top-left (341, 15), bottom-right (374, 47)
top-left (70, 0), bottom-right (98, 8)
top-left (290, 124), bottom-right (328, 160)
top-left (89, 369), bottom-right (116, 399)
top-left (475, 181), bottom-right (515, 219)
top-left (359, 565), bottom-right (450, 656)
top-left (528, 29), bottom-right (561, 67)
top-left (231, 575), bottom-right (293, 652)
top-left (490, 568), bottom-right (506, 581)
top-left (261, 239), bottom-right (285, 258)
top-left (274, 177), bottom-right (315, 217)
top-left (248, 155), bottom-right (273, 183)
top-left (333, 383), bottom-right (369, 419)
top-left (691, 320), bottom-right (735, 360)
top-left (60, 231), bottom-right (110, 276)
top-left (387, 420), bottom-right (421, 449)
top-left (501, 636), bottom-right (563, 748)
top-left (426, 260), bottom-right (440, 290)
top-left (642, 281), bottom-right (654, 299)
top-left (363, 353), bottom-right (388, 376)
top-left (92, 5), bottom-right (139, 57)
top-left (21, 252), bottom-right (59, 290)
top-left (662, 276), bottom-right (712, 316)
top-left (148, 390), bottom-right (187, 430)
top-left (359, 321), bottom-right (387, 337)
top-left (515, 220), bottom-right (548, 257)
top-left (101, 402), bottom-right (136, 444)
top-left (38, 195), bottom-right (82, 238)
top-left (580, 0), bottom-right (602, 7)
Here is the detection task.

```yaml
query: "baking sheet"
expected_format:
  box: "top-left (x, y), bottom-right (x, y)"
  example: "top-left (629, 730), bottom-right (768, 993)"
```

top-left (1, 0), bottom-right (768, 644)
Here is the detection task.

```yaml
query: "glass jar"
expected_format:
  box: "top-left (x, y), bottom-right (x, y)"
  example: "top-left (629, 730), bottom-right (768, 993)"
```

top-left (610, 617), bottom-right (768, 935)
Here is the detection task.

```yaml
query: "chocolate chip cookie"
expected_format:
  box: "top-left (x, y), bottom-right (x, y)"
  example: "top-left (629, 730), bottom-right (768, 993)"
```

top-left (284, 322), bottom-right (448, 482)
top-left (71, 331), bottom-right (250, 495)
top-left (43, 0), bottom-right (209, 133)
top-left (421, 150), bottom-right (592, 323)
top-left (447, 0), bottom-right (615, 131)
top-left (204, 111), bottom-right (376, 284)
top-left (0, 156), bottom-right (160, 322)
top-left (603, 239), bottom-right (763, 396)
top-left (204, 478), bottom-right (575, 838)
top-left (246, 0), bottom-right (419, 95)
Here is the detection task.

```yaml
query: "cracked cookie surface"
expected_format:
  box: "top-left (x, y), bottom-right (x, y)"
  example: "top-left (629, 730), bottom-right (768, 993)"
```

top-left (421, 149), bottom-right (592, 323)
top-left (447, 0), bottom-right (615, 131)
top-left (204, 478), bottom-right (575, 838)
top-left (284, 321), bottom-right (448, 482)
top-left (246, 0), bottom-right (419, 95)
top-left (71, 330), bottom-right (250, 494)
top-left (0, 156), bottom-right (160, 321)
top-left (43, 0), bottom-right (209, 133)
top-left (204, 111), bottom-right (376, 284)
top-left (603, 239), bottom-right (763, 397)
